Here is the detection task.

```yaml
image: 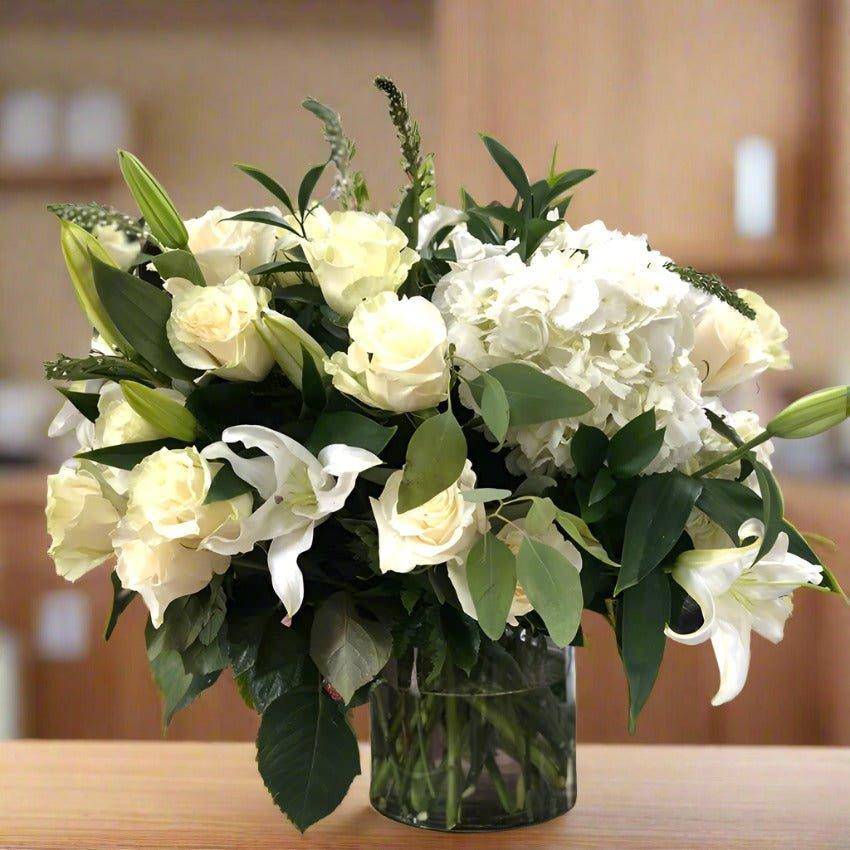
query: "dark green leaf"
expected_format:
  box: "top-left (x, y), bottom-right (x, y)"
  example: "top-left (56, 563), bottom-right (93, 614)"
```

top-left (309, 592), bottom-right (392, 703)
top-left (466, 532), bottom-right (516, 640)
top-left (103, 570), bottom-right (136, 640)
top-left (705, 407), bottom-right (744, 448)
top-left (306, 411), bottom-right (396, 456)
top-left (300, 344), bottom-right (326, 411)
top-left (440, 605), bottom-right (481, 675)
top-left (523, 216), bottom-right (561, 256)
top-left (274, 282), bottom-right (325, 303)
top-left (607, 410), bottom-right (666, 479)
top-left (150, 249), bottom-right (205, 287)
top-left (615, 471), bottom-right (702, 594)
top-left (589, 467), bottom-right (616, 505)
top-left (476, 203), bottom-right (525, 232)
top-left (256, 687), bottom-right (360, 833)
top-left (397, 411), bottom-right (467, 513)
top-left (149, 649), bottom-right (192, 726)
top-left (394, 187), bottom-right (416, 242)
top-left (753, 460), bottom-right (784, 562)
top-left (480, 134), bottom-right (531, 200)
top-left (235, 163), bottom-right (295, 213)
top-left (91, 256), bottom-right (197, 380)
top-left (544, 169), bottom-right (595, 207)
top-left (57, 388), bottom-right (100, 422)
top-left (250, 620), bottom-right (318, 713)
top-left (250, 260), bottom-right (312, 276)
top-left (77, 438), bottom-right (185, 470)
top-left (205, 461), bottom-right (253, 504)
top-left (298, 162), bottom-right (327, 213)
top-left (224, 210), bottom-right (301, 238)
top-left (571, 424), bottom-right (609, 479)
top-left (621, 568), bottom-right (670, 731)
top-left (516, 537), bottom-right (583, 646)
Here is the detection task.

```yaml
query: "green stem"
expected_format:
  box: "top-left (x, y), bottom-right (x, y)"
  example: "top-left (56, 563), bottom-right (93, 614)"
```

top-left (444, 687), bottom-right (461, 828)
top-left (693, 430), bottom-right (771, 477)
top-left (484, 753), bottom-right (514, 814)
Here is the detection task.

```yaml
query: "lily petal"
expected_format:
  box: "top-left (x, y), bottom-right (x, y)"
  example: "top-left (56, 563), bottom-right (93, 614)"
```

top-left (268, 523), bottom-right (314, 617)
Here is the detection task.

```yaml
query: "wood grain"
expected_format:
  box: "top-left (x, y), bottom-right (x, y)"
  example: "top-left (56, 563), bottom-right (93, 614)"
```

top-left (0, 741), bottom-right (848, 849)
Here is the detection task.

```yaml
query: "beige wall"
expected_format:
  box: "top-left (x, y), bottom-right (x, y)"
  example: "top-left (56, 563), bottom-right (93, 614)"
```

top-left (0, 0), bottom-right (436, 379)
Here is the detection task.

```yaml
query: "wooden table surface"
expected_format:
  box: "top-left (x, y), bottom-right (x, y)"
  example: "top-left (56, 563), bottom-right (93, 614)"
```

top-left (0, 741), bottom-right (847, 849)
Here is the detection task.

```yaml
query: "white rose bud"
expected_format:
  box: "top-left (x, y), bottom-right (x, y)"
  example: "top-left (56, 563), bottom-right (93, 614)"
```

top-left (690, 290), bottom-right (791, 394)
top-left (92, 222), bottom-right (142, 271)
top-left (325, 292), bottom-right (450, 413)
top-left (46, 466), bottom-right (121, 581)
top-left (301, 210), bottom-right (419, 317)
top-left (184, 206), bottom-right (282, 285)
top-left (114, 447), bottom-right (251, 627)
top-left (370, 460), bottom-right (487, 574)
top-left (165, 272), bottom-right (274, 382)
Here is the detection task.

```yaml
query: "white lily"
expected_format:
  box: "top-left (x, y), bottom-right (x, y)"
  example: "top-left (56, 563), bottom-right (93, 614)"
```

top-left (201, 425), bottom-right (380, 617)
top-left (665, 519), bottom-right (822, 706)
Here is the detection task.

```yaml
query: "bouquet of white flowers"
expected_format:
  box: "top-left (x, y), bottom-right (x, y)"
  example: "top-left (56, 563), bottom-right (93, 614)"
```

top-left (43, 77), bottom-right (847, 833)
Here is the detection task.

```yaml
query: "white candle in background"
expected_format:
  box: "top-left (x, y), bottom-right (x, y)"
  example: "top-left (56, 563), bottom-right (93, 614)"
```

top-left (65, 88), bottom-right (130, 164)
top-left (0, 626), bottom-right (21, 739)
top-left (0, 89), bottom-right (59, 164)
top-left (734, 136), bottom-right (777, 239)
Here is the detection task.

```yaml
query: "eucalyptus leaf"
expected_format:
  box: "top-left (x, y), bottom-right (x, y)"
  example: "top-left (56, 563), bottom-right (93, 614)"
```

top-left (461, 488), bottom-right (512, 503)
top-left (555, 510), bottom-right (620, 568)
top-left (524, 497), bottom-right (558, 536)
top-left (479, 371), bottom-right (510, 444)
top-left (466, 532), bottom-right (517, 640)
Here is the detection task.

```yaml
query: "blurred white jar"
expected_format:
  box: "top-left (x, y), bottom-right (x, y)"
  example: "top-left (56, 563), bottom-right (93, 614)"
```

top-left (0, 89), bottom-right (59, 164)
top-left (65, 88), bottom-right (131, 165)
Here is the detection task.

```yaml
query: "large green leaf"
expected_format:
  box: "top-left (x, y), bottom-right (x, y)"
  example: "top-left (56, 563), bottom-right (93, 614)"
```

top-left (752, 460), bottom-right (784, 562)
top-left (478, 370), bottom-right (510, 444)
top-left (149, 249), bottom-right (205, 287)
top-left (476, 363), bottom-right (592, 427)
top-left (205, 461), bottom-right (254, 504)
top-left (466, 532), bottom-right (517, 640)
top-left (91, 256), bottom-right (197, 380)
top-left (257, 686), bottom-right (361, 833)
top-left (607, 410), bottom-right (666, 479)
top-left (516, 537), bottom-right (583, 646)
top-left (615, 471), bottom-right (702, 594)
top-left (571, 424), bottom-right (609, 479)
top-left (479, 134), bottom-right (531, 200)
top-left (397, 411), bottom-right (467, 513)
top-left (306, 411), bottom-right (396, 456)
top-left (77, 438), bottom-right (185, 470)
top-left (621, 568), bottom-right (670, 731)
top-left (309, 592), bottom-right (391, 704)
top-left (249, 619), bottom-right (318, 713)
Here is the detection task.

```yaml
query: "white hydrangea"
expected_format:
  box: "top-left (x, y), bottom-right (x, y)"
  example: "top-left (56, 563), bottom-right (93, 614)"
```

top-left (434, 222), bottom-right (711, 474)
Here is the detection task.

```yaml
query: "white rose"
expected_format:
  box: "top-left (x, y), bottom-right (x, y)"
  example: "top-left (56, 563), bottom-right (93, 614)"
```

top-left (325, 292), bottom-right (450, 413)
top-left (370, 460), bottom-right (487, 574)
top-left (273, 205), bottom-right (331, 285)
top-left (184, 206), bottom-right (282, 285)
top-left (165, 272), bottom-right (274, 382)
top-left (94, 382), bottom-right (186, 448)
top-left (300, 210), bottom-right (419, 316)
top-left (114, 447), bottom-right (251, 627)
top-left (690, 289), bottom-right (790, 394)
top-left (92, 223), bottom-right (142, 271)
top-left (447, 517), bottom-right (582, 626)
top-left (46, 466), bottom-right (121, 581)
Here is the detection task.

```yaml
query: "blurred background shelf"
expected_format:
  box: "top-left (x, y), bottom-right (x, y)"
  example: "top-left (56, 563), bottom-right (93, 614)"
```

top-left (0, 164), bottom-right (117, 189)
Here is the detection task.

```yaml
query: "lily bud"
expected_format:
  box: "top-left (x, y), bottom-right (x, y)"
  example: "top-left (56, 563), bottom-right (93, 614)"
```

top-left (59, 220), bottom-right (126, 352)
top-left (257, 309), bottom-right (325, 390)
top-left (117, 150), bottom-right (188, 249)
top-left (767, 386), bottom-right (850, 439)
top-left (119, 381), bottom-right (199, 443)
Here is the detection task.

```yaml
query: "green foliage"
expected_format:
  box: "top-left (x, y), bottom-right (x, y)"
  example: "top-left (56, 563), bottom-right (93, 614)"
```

top-left (607, 410), bottom-right (666, 479)
top-left (570, 424), bottom-right (609, 479)
top-left (615, 472), bottom-right (703, 595)
top-left (465, 532), bottom-right (517, 640)
top-left (56, 388), bottom-right (100, 422)
top-left (256, 685), bottom-right (360, 833)
top-left (205, 462), bottom-right (254, 504)
top-left (103, 570), bottom-right (136, 641)
top-left (120, 381), bottom-right (199, 442)
top-left (665, 262), bottom-right (756, 319)
top-left (477, 371), bottom-right (510, 444)
top-left (77, 438), bottom-right (186, 470)
top-left (306, 411), bottom-right (396, 457)
top-left (91, 256), bottom-right (197, 381)
top-left (397, 410), bottom-right (467, 513)
top-left (309, 592), bottom-right (392, 704)
top-left (44, 353), bottom-right (159, 385)
top-left (149, 249), bottom-right (205, 287)
top-left (235, 163), bottom-right (295, 214)
top-left (47, 201), bottom-right (148, 241)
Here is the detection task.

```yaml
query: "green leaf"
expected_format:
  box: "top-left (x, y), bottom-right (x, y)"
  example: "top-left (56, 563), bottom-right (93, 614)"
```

top-left (306, 411), bottom-right (396, 456)
top-left (250, 619), bottom-right (318, 713)
top-left (461, 488), bottom-right (512, 503)
top-left (571, 424), bottom-right (609, 479)
top-left (205, 461), bottom-right (253, 504)
top-left (478, 371), bottom-right (510, 444)
top-left (524, 497), bottom-right (557, 536)
top-left (397, 410), bottom-right (467, 513)
top-left (298, 162), bottom-right (327, 213)
top-left (479, 134), bottom-right (531, 200)
top-left (516, 537), bottom-right (583, 646)
top-left (300, 344), bottom-right (327, 411)
top-left (607, 410), bottom-right (666, 479)
top-left (544, 168), bottom-right (595, 207)
top-left (555, 509), bottom-right (620, 568)
top-left (257, 686), bottom-right (360, 833)
top-left (77, 438), bottom-right (185, 470)
top-left (234, 163), bottom-right (295, 213)
top-left (477, 364), bottom-right (592, 427)
top-left (149, 649), bottom-right (193, 726)
top-left (150, 249), bottom-right (205, 287)
top-left (103, 570), bottom-right (136, 641)
top-left (621, 568), bottom-right (670, 731)
top-left (309, 592), bottom-right (391, 704)
top-left (57, 388), bottom-right (100, 423)
top-left (523, 216), bottom-right (561, 257)
top-left (249, 259), bottom-right (312, 276)
top-left (477, 203), bottom-right (525, 232)
top-left (615, 471), bottom-right (702, 595)
top-left (224, 210), bottom-right (301, 239)
top-left (91, 256), bottom-right (198, 381)
top-left (752, 460), bottom-right (784, 562)
top-left (273, 282), bottom-right (324, 303)
top-left (120, 381), bottom-right (199, 442)
top-left (466, 533), bottom-right (516, 640)
top-left (589, 467), bottom-right (616, 505)
top-left (440, 604), bottom-right (481, 675)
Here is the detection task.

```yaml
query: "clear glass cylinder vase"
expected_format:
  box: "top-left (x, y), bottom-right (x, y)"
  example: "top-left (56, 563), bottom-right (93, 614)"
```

top-left (369, 628), bottom-right (576, 831)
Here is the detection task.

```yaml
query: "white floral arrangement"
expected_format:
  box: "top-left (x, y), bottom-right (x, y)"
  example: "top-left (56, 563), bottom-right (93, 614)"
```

top-left (43, 77), bottom-right (847, 831)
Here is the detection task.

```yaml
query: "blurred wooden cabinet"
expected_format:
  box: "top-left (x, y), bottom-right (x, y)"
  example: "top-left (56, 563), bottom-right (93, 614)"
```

top-left (435, 0), bottom-right (830, 274)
